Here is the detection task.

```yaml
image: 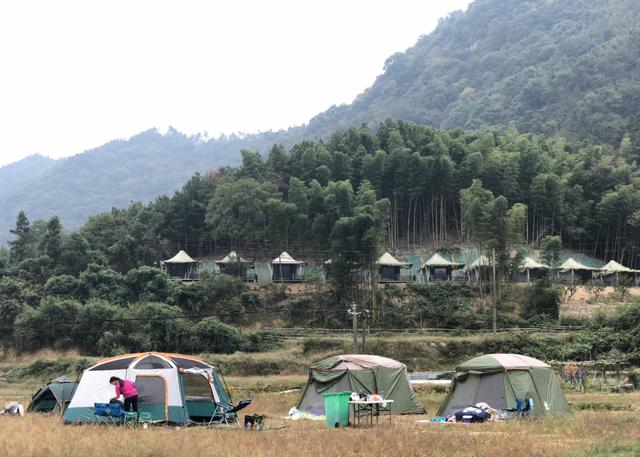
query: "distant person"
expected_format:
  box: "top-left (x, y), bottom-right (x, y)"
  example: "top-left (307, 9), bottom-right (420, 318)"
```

top-left (109, 377), bottom-right (138, 413)
top-left (565, 362), bottom-right (578, 384)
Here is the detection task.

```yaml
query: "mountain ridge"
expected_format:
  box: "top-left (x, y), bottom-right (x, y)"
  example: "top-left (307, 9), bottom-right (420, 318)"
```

top-left (2, 0), bottom-right (640, 242)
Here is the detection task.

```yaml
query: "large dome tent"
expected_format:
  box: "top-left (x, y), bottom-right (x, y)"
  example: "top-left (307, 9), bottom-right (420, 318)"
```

top-left (438, 353), bottom-right (571, 417)
top-left (296, 354), bottom-right (424, 415)
top-left (63, 352), bottom-right (233, 425)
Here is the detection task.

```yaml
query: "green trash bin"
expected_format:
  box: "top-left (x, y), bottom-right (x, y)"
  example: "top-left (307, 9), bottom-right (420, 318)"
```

top-left (322, 391), bottom-right (351, 428)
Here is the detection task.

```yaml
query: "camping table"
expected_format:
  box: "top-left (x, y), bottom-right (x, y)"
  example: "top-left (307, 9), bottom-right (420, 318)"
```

top-left (348, 400), bottom-right (394, 426)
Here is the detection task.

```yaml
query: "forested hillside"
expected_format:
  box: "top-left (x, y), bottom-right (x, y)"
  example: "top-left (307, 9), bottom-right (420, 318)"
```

top-left (6, 120), bottom-right (640, 272)
top-left (0, 127), bottom-right (300, 243)
top-left (307, 0), bottom-right (640, 149)
top-left (3, 0), bottom-right (639, 246)
top-left (3, 120), bottom-right (640, 356)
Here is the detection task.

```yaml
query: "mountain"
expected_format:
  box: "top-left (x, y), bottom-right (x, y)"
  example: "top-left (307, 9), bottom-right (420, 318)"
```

top-left (0, 128), bottom-right (301, 243)
top-left (3, 0), bottom-right (640, 243)
top-left (0, 154), bottom-right (56, 190)
top-left (306, 0), bottom-right (640, 147)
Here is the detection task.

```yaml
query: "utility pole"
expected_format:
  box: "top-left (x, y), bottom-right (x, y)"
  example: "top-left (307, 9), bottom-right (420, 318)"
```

top-left (348, 303), bottom-right (360, 353)
top-left (361, 309), bottom-right (370, 354)
top-left (491, 248), bottom-right (497, 334)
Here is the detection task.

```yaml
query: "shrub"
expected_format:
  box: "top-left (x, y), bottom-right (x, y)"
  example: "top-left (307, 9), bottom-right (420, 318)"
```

top-left (13, 307), bottom-right (45, 351)
top-left (194, 317), bottom-right (247, 354)
top-left (302, 337), bottom-right (348, 355)
top-left (125, 266), bottom-right (171, 302)
top-left (195, 273), bottom-right (246, 308)
top-left (0, 300), bottom-right (23, 344)
top-left (523, 280), bottom-right (560, 318)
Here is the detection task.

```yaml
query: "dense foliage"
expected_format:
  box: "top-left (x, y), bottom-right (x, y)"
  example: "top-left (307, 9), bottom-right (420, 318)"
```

top-left (60, 121), bottom-right (640, 267)
top-left (308, 0), bottom-right (640, 151)
top-left (0, 128), bottom-right (302, 244)
top-left (4, 0), bottom-right (640, 250)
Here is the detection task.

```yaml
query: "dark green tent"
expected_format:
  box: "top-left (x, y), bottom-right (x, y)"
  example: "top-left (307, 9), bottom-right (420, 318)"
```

top-left (28, 376), bottom-right (78, 415)
top-left (438, 354), bottom-right (571, 417)
top-left (296, 354), bottom-right (425, 415)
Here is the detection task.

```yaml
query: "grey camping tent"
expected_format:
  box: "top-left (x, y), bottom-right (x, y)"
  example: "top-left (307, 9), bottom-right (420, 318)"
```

top-left (296, 354), bottom-right (424, 415)
top-left (28, 376), bottom-right (78, 415)
top-left (438, 354), bottom-right (571, 417)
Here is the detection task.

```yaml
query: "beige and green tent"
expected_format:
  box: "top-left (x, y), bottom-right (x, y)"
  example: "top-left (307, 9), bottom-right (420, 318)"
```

top-left (438, 354), bottom-right (571, 417)
top-left (558, 257), bottom-right (596, 284)
top-left (421, 253), bottom-right (464, 282)
top-left (465, 255), bottom-right (491, 282)
top-left (296, 354), bottom-right (424, 415)
top-left (161, 250), bottom-right (199, 281)
top-left (376, 252), bottom-right (412, 282)
top-left (519, 257), bottom-right (549, 283)
top-left (597, 260), bottom-right (637, 285)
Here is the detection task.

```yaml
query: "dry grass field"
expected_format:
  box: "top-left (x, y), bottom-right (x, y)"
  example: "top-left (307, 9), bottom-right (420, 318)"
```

top-left (1, 378), bottom-right (639, 457)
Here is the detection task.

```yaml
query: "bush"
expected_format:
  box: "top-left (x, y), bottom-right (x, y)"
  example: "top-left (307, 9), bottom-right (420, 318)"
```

top-left (194, 317), bottom-right (247, 354)
top-left (13, 307), bottom-right (45, 351)
top-left (196, 273), bottom-right (246, 308)
top-left (0, 300), bottom-right (23, 344)
top-left (75, 300), bottom-right (124, 353)
top-left (410, 282), bottom-right (477, 328)
top-left (302, 337), bottom-right (348, 355)
top-left (125, 266), bottom-right (171, 302)
top-left (6, 357), bottom-right (93, 382)
top-left (523, 280), bottom-right (560, 318)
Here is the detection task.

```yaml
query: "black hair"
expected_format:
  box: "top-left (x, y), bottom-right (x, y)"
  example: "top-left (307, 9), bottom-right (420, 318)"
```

top-left (109, 376), bottom-right (123, 386)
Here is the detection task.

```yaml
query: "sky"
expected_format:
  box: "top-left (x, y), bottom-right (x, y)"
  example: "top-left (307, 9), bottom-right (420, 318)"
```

top-left (0, 0), bottom-right (472, 167)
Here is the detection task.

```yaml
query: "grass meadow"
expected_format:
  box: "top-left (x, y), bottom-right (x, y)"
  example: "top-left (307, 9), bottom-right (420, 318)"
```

top-left (1, 377), bottom-right (639, 457)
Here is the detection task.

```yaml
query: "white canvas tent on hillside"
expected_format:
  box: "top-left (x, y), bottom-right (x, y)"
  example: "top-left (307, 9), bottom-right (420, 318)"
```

top-left (214, 251), bottom-right (255, 281)
top-left (465, 255), bottom-right (490, 282)
top-left (597, 260), bottom-right (638, 285)
top-left (161, 250), bottom-right (199, 281)
top-left (420, 253), bottom-right (464, 282)
top-left (271, 252), bottom-right (304, 282)
top-left (519, 257), bottom-right (549, 283)
top-left (559, 257), bottom-right (596, 284)
top-left (376, 252), bottom-right (412, 283)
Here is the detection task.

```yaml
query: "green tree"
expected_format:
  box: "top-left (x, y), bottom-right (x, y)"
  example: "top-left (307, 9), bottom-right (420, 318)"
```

top-left (8, 211), bottom-right (31, 264)
top-left (40, 216), bottom-right (63, 262)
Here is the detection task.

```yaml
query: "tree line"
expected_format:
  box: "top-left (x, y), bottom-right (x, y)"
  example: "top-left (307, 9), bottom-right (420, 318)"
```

top-left (3, 119), bottom-right (640, 354)
top-left (5, 119), bottom-right (640, 279)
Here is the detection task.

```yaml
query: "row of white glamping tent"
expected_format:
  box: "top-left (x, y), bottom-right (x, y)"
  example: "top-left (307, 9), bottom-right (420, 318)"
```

top-left (162, 250), bottom-right (307, 283)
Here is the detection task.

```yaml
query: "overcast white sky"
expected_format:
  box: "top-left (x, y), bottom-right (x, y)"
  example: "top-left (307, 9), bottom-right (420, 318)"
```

top-left (0, 0), bottom-right (472, 167)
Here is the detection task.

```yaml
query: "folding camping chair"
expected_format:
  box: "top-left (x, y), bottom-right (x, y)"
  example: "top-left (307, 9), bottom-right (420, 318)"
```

top-left (504, 398), bottom-right (533, 419)
top-left (94, 402), bottom-right (125, 425)
top-left (208, 399), bottom-right (252, 426)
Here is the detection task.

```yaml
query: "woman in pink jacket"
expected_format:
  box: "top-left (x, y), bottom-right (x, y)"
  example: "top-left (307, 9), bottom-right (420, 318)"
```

top-left (109, 377), bottom-right (139, 413)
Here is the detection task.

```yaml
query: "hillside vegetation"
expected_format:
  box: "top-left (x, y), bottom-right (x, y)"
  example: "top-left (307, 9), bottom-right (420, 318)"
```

top-left (308, 0), bottom-right (640, 149)
top-left (3, 0), bottom-right (640, 245)
top-left (0, 128), bottom-right (301, 244)
top-left (3, 120), bottom-right (640, 361)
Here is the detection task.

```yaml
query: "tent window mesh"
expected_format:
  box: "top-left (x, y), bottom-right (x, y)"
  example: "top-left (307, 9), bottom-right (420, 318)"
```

top-left (170, 357), bottom-right (210, 369)
top-left (134, 355), bottom-right (172, 370)
top-left (89, 357), bottom-right (136, 371)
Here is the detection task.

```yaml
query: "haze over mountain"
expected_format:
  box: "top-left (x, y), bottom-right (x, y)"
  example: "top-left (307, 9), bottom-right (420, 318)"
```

top-left (2, 0), bottom-right (639, 243)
